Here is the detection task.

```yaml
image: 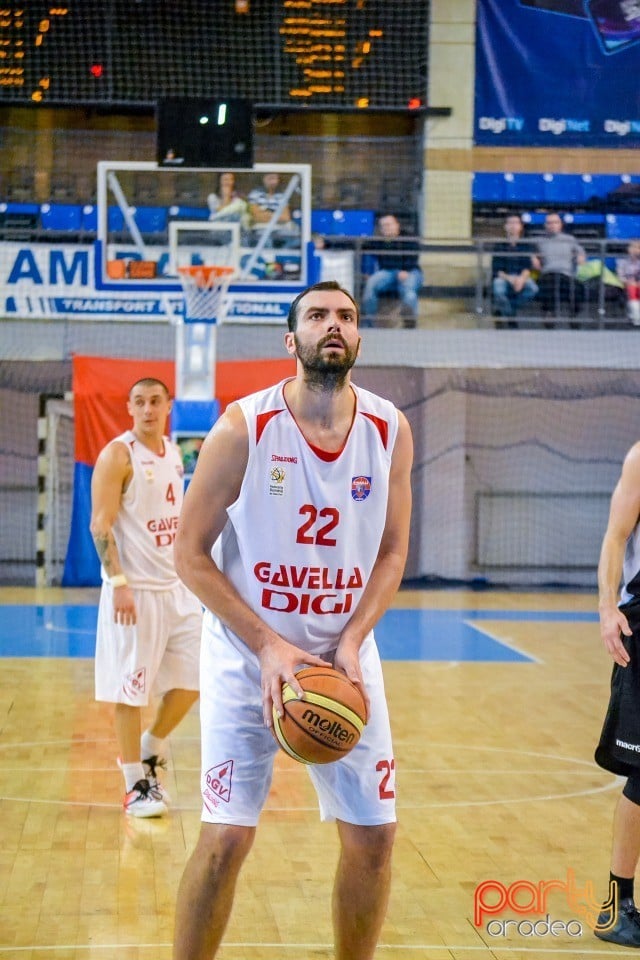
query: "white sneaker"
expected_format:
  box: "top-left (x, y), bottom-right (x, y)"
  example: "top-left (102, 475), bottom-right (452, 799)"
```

top-left (143, 755), bottom-right (171, 806)
top-left (117, 754), bottom-right (171, 806)
top-left (123, 778), bottom-right (168, 818)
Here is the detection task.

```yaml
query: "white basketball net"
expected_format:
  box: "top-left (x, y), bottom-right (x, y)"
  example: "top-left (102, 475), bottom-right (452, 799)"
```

top-left (178, 266), bottom-right (235, 323)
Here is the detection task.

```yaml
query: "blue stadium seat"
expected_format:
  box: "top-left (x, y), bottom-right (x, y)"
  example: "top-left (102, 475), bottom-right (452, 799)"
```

top-left (521, 212), bottom-right (549, 235)
top-left (583, 174), bottom-right (624, 201)
top-left (311, 209), bottom-right (375, 236)
top-left (523, 212), bottom-right (605, 236)
top-left (605, 214), bottom-right (640, 239)
top-left (472, 172), bottom-right (507, 203)
top-left (81, 204), bottom-right (97, 233)
top-left (108, 206), bottom-right (125, 232)
top-left (542, 174), bottom-right (585, 205)
top-left (562, 211), bottom-right (606, 237)
top-left (40, 203), bottom-right (83, 233)
top-left (0, 201), bottom-right (40, 239)
top-left (133, 205), bottom-right (168, 235)
top-left (1, 201), bottom-right (39, 216)
top-left (167, 205), bottom-right (209, 221)
top-left (564, 212), bottom-right (605, 226)
top-left (311, 209), bottom-right (335, 234)
top-left (503, 173), bottom-right (545, 204)
top-left (329, 209), bottom-right (375, 236)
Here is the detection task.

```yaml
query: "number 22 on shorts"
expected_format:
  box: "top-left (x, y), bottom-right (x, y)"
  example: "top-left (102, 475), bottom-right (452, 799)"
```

top-left (376, 758), bottom-right (396, 799)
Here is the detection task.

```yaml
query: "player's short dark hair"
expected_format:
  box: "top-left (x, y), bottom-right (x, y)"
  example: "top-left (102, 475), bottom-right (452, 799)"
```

top-left (286, 280), bottom-right (360, 332)
top-left (128, 377), bottom-right (171, 398)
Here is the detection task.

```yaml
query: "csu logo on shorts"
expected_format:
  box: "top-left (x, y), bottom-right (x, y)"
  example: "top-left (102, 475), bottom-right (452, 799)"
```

top-left (123, 667), bottom-right (146, 700)
top-left (351, 476), bottom-right (371, 501)
top-left (203, 759), bottom-right (234, 812)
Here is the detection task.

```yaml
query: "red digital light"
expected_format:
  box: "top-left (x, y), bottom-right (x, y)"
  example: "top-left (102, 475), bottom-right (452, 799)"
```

top-left (90, 63), bottom-right (103, 78)
top-left (407, 97), bottom-right (422, 110)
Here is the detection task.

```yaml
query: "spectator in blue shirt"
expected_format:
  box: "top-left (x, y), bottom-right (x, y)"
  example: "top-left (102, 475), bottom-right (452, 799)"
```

top-left (491, 214), bottom-right (538, 326)
top-left (362, 214), bottom-right (423, 328)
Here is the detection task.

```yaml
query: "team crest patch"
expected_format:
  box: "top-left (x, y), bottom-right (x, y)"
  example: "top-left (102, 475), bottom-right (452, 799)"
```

top-left (351, 476), bottom-right (371, 501)
top-left (269, 466), bottom-right (285, 496)
top-left (123, 667), bottom-right (146, 699)
top-left (144, 468), bottom-right (154, 483)
top-left (203, 760), bottom-right (234, 812)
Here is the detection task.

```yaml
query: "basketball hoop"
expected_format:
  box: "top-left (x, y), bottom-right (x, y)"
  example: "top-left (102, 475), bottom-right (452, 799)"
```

top-left (177, 265), bottom-right (236, 323)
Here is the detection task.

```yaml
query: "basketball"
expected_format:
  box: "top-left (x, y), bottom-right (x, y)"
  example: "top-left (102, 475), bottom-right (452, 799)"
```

top-left (272, 666), bottom-right (367, 765)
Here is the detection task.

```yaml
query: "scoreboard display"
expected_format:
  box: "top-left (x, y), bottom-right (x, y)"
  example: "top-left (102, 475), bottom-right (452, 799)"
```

top-left (0, 1), bottom-right (429, 110)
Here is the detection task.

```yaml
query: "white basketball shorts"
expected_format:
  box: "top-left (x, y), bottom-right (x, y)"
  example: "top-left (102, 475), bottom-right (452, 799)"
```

top-left (95, 580), bottom-right (201, 705)
top-left (199, 614), bottom-right (397, 827)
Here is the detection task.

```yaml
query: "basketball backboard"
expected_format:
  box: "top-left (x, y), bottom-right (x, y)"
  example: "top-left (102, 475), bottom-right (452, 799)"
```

top-left (94, 161), bottom-right (312, 324)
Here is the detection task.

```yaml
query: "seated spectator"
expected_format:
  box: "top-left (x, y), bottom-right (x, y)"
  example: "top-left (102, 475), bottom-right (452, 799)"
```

top-left (207, 172), bottom-right (249, 228)
top-left (532, 212), bottom-right (586, 321)
top-left (362, 214), bottom-right (423, 328)
top-left (616, 239), bottom-right (640, 325)
top-left (247, 172), bottom-right (299, 247)
top-left (491, 214), bottom-right (538, 327)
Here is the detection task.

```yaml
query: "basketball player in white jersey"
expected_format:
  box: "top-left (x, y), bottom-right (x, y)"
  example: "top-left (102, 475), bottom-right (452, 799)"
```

top-left (595, 441), bottom-right (640, 946)
top-left (172, 281), bottom-right (413, 960)
top-left (90, 378), bottom-right (201, 818)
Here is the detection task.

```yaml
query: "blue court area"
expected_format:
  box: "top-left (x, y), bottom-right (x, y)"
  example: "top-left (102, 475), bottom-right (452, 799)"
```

top-left (0, 604), bottom-right (98, 657)
top-left (0, 603), bottom-right (598, 662)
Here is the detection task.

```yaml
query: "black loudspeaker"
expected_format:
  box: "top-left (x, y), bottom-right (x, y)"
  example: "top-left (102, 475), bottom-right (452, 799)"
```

top-left (157, 98), bottom-right (254, 168)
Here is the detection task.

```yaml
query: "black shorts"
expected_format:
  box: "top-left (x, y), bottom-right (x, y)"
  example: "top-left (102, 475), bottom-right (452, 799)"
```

top-left (595, 599), bottom-right (640, 776)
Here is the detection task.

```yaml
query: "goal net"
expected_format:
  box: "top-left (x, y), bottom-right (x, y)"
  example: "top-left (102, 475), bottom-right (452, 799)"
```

top-left (40, 398), bottom-right (74, 587)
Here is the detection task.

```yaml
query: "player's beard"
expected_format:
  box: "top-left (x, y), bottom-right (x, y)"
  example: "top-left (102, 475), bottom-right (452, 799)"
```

top-left (294, 332), bottom-right (359, 390)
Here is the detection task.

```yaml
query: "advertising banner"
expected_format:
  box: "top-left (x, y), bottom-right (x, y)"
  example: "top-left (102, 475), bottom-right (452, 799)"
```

top-left (0, 240), bottom-right (307, 323)
top-left (475, 0), bottom-right (640, 146)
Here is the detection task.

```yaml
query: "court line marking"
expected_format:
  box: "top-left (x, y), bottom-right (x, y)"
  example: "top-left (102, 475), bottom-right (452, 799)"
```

top-left (0, 739), bottom-right (608, 767)
top-left (430, 742), bottom-right (607, 768)
top-left (0, 766), bottom-right (609, 776)
top-left (0, 739), bottom-right (621, 808)
top-left (463, 617), bottom-right (542, 663)
top-left (0, 943), bottom-right (637, 956)
top-left (0, 778), bottom-right (621, 811)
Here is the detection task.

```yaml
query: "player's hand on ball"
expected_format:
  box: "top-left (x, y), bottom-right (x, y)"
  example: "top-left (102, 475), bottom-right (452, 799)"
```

top-left (258, 636), bottom-right (331, 727)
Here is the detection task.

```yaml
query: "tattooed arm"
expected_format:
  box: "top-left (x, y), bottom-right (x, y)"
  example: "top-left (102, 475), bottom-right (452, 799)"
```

top-left (90, 441), bottom-right (136, 625)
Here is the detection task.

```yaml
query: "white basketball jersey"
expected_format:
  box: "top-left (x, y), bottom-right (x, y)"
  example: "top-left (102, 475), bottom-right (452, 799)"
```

top-left (104, 430), bottom-right (185, 589)
top-left (211, 379), bottom-right (399, 657)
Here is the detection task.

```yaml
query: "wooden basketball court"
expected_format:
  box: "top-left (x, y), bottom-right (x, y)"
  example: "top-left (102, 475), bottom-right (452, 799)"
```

top-left (0, 585), bottom-right (627, 959)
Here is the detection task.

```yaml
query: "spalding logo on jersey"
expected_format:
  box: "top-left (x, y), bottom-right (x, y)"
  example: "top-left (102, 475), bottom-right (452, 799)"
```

top-left (351, 475), bottom-right (371, 501)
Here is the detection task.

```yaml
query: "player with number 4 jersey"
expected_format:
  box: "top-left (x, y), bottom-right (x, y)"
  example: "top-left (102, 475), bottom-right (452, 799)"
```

top-left (105, 427), bottom-right (183, 585)
top-left (91, 378), bottom-right (201, 818)
top-left (173, 282), bottom-right (413, 960)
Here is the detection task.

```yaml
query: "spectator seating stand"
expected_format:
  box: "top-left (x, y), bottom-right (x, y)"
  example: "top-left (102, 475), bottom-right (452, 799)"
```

top-left (0, 183), bottom-right (638, 329)
top-left (473, 172), bottom-right (640, 216)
